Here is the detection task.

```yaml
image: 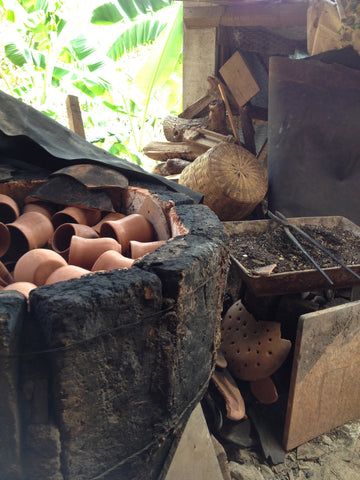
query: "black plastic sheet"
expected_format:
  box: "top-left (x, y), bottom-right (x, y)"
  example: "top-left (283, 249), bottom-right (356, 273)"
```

top-left (0, 90), bottom-right (203, 204)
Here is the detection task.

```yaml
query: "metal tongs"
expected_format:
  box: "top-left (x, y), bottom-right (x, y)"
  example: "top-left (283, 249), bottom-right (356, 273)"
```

top-left (268, 210), bottom-right (360, 286)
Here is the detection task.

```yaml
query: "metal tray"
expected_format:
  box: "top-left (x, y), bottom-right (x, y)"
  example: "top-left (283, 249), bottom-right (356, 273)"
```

top-left (223, 216), bottom-right (360, 296)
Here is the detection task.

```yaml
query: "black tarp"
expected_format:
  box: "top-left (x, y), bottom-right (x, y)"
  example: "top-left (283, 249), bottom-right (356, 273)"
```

top-left (0, 89), bottom-right (203, 203)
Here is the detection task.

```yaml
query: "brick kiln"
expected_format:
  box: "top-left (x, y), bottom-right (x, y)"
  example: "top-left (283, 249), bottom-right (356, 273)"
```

top-left (0, 92), bottom-right (230, 480)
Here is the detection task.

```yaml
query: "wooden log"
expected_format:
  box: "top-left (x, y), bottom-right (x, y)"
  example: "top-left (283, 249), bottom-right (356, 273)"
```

top-left (151, 162), bottom-right (170, 176)
top-left (208, 101), bottom-right (229, 134)
top-left (179, 75), bottom-right (238, 119)
top-left (166, 158), bottom-right (192, 175)
top-left (163, 103), bottom-right (228, 143)
top-left (163, 115), bottom-right (209, 143)
top-left (143, 141), bottom-right (206, 162)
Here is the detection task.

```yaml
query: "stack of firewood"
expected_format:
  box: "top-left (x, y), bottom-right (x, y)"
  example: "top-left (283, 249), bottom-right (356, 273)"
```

top-left (143, 51), bottom-right (268, 181)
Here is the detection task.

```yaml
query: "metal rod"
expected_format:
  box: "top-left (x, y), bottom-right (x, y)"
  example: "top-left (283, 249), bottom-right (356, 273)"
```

top-left (283, 226), bottom-right (334, 285)
top-left (271, 210), bottom-right (360, 282)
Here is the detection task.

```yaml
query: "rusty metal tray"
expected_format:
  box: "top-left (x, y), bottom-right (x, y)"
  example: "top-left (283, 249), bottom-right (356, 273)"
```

top-left (223, 216), bottom-right (360, 296)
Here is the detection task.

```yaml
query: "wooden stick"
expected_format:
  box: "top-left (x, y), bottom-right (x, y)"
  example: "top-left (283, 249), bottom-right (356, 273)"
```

top-left (66, 94), bottom-right (86, 139)
top-left (217, 83), bottom-right (241, 144)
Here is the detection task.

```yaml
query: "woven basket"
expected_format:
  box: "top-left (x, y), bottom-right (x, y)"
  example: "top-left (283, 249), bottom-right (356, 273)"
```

top-left (178, 142), bottom-right (267, 221)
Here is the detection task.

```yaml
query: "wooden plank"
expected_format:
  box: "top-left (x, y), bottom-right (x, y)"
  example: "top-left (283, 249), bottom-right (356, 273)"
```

top-left (184, 3), bottom-right (308, 29)
top-left (164, 404), bottom-right (224, 480)
top-left (220, 51), bottom-right (260, 111)
top-left (283, 300), bottom-right (360, 451)
top-left (65, 95), bottom-right (86, 139)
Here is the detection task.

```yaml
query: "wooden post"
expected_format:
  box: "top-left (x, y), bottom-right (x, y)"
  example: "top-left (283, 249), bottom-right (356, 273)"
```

top-left (65, 95), bottom-right (86, 139)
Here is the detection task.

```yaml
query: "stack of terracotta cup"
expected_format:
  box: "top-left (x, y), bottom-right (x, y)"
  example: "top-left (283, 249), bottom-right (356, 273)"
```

top-left (0, 194), bottom-right (168, 299)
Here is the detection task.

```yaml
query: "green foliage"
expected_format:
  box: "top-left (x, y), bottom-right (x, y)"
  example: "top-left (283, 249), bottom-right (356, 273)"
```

top-left (0, 0), bottom-right (183, 168)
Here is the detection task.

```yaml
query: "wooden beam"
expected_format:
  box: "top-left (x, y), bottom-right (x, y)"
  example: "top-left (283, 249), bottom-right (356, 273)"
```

top-left (65, 94), bottom-right (86, 139)
top-left (184, 2), bottom-right (308, 29)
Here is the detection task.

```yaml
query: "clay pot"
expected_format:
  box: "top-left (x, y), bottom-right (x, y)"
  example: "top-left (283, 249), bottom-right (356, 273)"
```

top-left (0, 194), bottom-right (20, 223)
top-left (23, 201), bottom-right (57, 220)
top-left (3, 281), bottom-right (37, 299)
top-left (68, 236), bottom-right (122, 270)
top-left (0, 260), bottom-right (14, 286)
top-left (13, 249), bottom-right (68, 286)
top-left (45, 265), bottom-right (90, 285)
top-left (92, 213), bottom-right (126, 234)
top-left (7, 212), bottom-right (54, 259)
top-left (52, 206), bottom-right (102, 229)
top-left (91, 250), bottom-right (135, 272)
top-left (52, 223), bottom-right (99, 260)
top-left (100, 214), bottom-right (155, 255)
top-left (138, 196), bottom-right (171, 240)
top-left (0, 222), bottom-right (11, 258)
top-left (129, 240), bottom-right (166, 259)
top-left (250, 377), bottom-right (279, 405)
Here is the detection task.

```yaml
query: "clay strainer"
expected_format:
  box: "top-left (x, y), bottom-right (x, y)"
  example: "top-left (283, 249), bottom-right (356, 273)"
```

top-left (220, 300), bottom-right (291, 382)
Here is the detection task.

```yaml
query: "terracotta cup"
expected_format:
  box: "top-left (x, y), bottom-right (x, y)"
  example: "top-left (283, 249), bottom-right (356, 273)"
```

top-left (91, 250), bottom-right (135, 272)
top-left (68, 236), bottom-right (122, 270)
top-left (52, 223), bottom-right (99, 260)
top-left (0, 194), bottom-right (20, 223)
top-left (129, 240), bottom-right (166, 259)
top-left (23, 201), bottom-right (57, 220)
top-left (3, 281), bottom-right (37, 299)
top-left (52, 206), bottom-right (102, 229)
top-left (13, 249), bottom-right (68, 286)
top-left (7, 212), bottom-right (54, 259)
top-left (45, 265), bottom-right (90, 285)
top-left (0, 260), bottom-right (14, 287)
top-left (92, 213), bottom-right (126, 234)
top-left (100, 214), bottom-right (155, 255)
top-left (0, 222), bottom-right (11, 258)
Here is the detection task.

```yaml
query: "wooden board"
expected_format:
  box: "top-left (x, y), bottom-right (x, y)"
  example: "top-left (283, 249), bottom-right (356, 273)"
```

top-left (164, 404), bottom-right (224, 480)
top-left (283, 300), bottom-right (360, 450)
top-left (183, 3), bottom-right (308, 29)
top-left (65, 95), bottom-right (85, 139)
top-left (219, 51), bottom-right (260, 108)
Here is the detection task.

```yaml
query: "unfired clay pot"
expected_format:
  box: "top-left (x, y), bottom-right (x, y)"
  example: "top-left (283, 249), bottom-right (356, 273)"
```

top-left (7, 212), bottom-right (54, 259)
top-left (129, 240), bottom-right (166, 259)
top-left (92, 213), bottom-right (125, 234)
top-left (68, 236), bottom-right (122, 270)
top-left (100, 214), bottom-right (155, 255)
top-left (91, 250), bottom-right (135, 272)
top-left (13, 249), bottom-right (68, 286)
top-left (0, 222), bottom-right (11, 258)
top-left (52, 223), bottom-right (99, 260)
top-left (4, 281), bottom-right (37, 299)
top-left (0, 194), bottom-right (20, 223)
top-left (52, 206), bottom-right (102, 229)
top-left (45, 265), bottom-right (90, 285)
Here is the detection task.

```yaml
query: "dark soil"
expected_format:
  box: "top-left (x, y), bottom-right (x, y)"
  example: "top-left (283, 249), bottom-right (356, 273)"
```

top-left (228, 225), bottom-right (360, 274)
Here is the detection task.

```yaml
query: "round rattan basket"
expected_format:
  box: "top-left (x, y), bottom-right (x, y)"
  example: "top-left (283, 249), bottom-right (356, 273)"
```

top-left (178, 142), bottom-right (268, 221)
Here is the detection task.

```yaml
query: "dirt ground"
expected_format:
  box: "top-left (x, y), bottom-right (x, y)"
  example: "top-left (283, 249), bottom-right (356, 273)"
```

top-left (223, 418), bottom-right (360, 480)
